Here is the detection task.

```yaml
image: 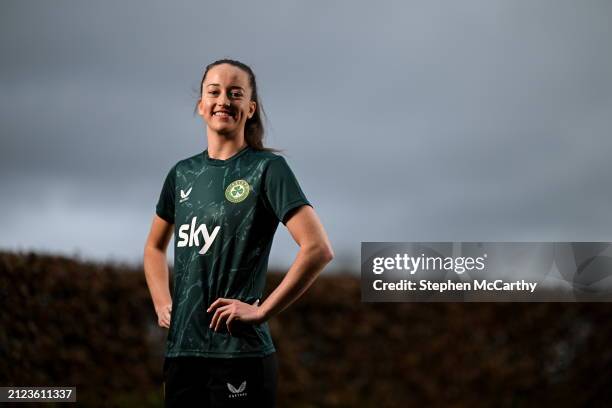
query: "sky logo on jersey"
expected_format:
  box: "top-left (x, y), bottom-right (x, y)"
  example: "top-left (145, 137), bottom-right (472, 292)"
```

top-left (179, 187), bottom-right (192, 203)
top-left (225, 179), bottom-right (250, 203)
top-left (177, 216), bottom-right (220, 254)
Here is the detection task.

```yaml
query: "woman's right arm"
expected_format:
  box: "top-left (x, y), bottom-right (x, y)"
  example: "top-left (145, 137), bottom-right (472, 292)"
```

top-left (143, 214), bottom-right (174, 328)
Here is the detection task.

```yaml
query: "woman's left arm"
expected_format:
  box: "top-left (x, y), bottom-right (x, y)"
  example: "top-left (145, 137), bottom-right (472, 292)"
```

top-left (208, 205), bottom-right (334, 334)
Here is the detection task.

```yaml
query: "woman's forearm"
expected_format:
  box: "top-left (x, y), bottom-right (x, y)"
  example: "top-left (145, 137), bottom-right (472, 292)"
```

top-left (143, 246), bottom-right (173, 309)
top-left (258, 243), bottom-right (333, 322)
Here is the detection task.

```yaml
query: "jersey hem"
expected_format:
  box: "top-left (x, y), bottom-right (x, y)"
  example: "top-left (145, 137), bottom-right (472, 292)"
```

top-left (155, 209), bottom-right (174, 224)
top-left (165, 346), bottom-right (276, 359)
top-left (280, 199), bottom-right (312, 225)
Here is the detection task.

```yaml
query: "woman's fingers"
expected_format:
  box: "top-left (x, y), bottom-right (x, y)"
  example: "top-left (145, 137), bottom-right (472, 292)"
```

top-left (164, 307), bottom-right (171, 327)
top-left (210, 304), bottom-right (232, 330)
top-left (226, 313), bottom-right (237, 335)
top-left (213, 309), bottom-right (233, 332)
top-left (158, 305), bottom-right (172, 328)
top-left (207, 297), bottom-right (230, 313)
top-left (156, 303), bottom-right (172, 328)
top-left (207, 298), bottom-right (260, 334)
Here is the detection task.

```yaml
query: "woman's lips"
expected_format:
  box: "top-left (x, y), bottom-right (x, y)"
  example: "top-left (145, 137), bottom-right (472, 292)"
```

top-left (213, 111), bottom-right (234, 119)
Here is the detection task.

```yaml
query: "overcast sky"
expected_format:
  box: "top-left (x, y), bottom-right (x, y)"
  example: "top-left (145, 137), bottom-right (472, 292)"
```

top-left (1, 0), bottom-right (611, 273)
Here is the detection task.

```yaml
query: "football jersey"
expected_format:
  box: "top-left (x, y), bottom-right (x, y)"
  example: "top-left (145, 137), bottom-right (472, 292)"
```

top-left (155, 145), bottom-right (312, 358)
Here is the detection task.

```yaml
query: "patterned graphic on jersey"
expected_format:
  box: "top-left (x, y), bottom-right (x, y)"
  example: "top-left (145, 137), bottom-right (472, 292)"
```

top-left (225, 179), bottom-right (250, 203)
top-left (155, 146), bottom-right (312, 357)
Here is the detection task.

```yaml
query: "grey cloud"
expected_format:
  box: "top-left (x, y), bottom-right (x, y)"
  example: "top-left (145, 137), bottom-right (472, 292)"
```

top-left (1, 0), bottom-right (612, 271)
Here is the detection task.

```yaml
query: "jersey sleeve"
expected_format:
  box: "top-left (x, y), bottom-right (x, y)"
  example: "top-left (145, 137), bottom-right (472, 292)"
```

top-left (155, 164), bottom-right (176, 224)
top-left (263, 156), bottom-right (312, 225)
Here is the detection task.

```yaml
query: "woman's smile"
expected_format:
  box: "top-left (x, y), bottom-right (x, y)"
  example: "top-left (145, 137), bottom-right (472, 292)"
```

top-left (213, 110), bottom-right (235, 120)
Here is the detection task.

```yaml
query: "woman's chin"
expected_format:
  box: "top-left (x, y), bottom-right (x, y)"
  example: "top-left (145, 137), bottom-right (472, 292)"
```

top-left (208, 125), bottom-right (238, 137)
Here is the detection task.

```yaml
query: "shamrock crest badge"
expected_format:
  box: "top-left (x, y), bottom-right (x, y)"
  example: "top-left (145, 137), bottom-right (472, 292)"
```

top-left (225, 179), bottom-right (250, 203)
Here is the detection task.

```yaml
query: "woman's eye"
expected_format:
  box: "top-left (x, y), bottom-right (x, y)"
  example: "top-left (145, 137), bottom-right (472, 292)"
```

top-left (231, 91), bottom-right (243, 98)
top-left (208, 91), bottom-right (219, 95)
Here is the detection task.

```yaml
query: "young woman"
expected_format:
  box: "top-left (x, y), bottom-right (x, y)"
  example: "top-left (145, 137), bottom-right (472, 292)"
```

top-left (143, 59), bottom-right (334, 407)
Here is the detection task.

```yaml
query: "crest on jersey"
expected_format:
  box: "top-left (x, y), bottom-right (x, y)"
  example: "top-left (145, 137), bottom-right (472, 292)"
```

top-left (225, 179), bottom-right (250, 203)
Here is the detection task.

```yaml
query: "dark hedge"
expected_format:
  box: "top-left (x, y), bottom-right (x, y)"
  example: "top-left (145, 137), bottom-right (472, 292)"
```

top-left (1, 251), bottom-right (611, 407)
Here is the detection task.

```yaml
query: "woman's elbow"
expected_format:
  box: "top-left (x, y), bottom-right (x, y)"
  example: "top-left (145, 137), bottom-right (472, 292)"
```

top-left (321, 244), bottom-right (334, 264)
top-left (308, 242), bottom-right (334, 266)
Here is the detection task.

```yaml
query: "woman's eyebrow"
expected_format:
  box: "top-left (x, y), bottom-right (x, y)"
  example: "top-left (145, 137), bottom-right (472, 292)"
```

top-left (206, 83), bottom-right (244, 90)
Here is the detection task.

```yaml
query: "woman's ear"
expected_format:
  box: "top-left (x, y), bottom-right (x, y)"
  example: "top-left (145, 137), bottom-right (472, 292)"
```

top-left (248, 101), bottom-right (256, 119)
top-left (197, 99), bottom-right (204, 116)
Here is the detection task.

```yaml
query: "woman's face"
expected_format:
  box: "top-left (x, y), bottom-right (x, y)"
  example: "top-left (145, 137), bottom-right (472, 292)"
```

top-left (198, 63), bottom-right (256, 137)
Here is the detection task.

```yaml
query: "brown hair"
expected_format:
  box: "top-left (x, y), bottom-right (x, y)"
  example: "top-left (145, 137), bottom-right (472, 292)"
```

top-left (194, 59), bottom-right (279, 152)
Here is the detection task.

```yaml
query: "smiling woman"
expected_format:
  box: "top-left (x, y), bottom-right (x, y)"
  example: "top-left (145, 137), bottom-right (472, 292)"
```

top-left (194, 59), bottom-right (267, 152)
top-left (199, 66), bottom-right (256, 137)
top-left (143, 59), bottom-right (334, 408)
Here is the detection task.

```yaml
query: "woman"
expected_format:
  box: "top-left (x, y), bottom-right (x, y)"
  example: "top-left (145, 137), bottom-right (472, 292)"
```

top-left (143, 59), bottom-right (334, 407)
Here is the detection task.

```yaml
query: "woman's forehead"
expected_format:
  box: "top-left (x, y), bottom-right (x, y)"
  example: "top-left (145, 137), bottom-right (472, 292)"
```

top-left (204, 64), bottom-right (249, 87)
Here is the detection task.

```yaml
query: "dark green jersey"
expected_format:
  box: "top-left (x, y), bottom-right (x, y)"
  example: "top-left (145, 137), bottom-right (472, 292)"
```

top-left (155, 146), bottom-right (311, 358)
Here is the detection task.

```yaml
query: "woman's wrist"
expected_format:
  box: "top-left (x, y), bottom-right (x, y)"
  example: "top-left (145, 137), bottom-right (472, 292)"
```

top-left (256, 302), bottom-right (272, 323)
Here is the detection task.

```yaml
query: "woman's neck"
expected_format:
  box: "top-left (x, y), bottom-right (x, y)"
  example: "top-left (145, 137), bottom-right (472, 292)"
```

top-left (206, 133), bottom-right (247, 160)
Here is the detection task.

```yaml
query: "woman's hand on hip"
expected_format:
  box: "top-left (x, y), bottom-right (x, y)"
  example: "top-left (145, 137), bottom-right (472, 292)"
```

top-left (207, 298), bottom-right (263, 335)
top-left (155, 303), bottom-right (172, 329)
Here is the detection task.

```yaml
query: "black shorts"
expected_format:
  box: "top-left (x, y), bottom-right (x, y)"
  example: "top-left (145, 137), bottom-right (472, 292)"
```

top-left (162, 352), bottom-right (278, 408)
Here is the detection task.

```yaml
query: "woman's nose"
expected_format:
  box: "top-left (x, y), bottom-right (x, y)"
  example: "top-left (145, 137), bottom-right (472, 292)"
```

top-left (218, 92), bottom-right (231, 106)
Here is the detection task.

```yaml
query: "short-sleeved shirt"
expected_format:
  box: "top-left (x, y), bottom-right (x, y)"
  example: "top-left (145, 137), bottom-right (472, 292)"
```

top-left (155, 145), bottom-right (312, 358)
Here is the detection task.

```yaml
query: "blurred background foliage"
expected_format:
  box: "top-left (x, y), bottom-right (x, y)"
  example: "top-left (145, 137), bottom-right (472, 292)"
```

top-left (1, 251), bottom-right (612, 407)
